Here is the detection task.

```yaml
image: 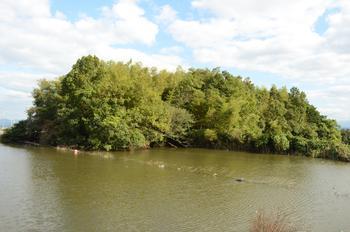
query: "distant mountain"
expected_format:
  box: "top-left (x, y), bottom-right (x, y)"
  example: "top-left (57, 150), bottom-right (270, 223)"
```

top-left (0, 119), bottom-right (17, 128)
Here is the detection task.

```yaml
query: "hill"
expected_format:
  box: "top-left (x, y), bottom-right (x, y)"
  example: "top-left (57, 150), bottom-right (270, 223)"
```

top-left (1, 55), bottom-right (349, 161)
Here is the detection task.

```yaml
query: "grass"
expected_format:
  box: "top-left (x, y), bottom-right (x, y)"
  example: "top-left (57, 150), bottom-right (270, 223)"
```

top-left (250, 210), bottom-right (297, 232)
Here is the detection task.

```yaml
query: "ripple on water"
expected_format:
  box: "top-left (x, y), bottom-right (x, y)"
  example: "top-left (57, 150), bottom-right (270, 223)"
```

top-left (2, 145), bottom-right (350, 231)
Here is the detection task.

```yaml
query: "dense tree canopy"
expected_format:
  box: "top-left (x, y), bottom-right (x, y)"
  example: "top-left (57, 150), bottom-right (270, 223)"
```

top-left (2, 56), bottom-right (349, 161)
top-left (342, 129), bottom-right (350, 145)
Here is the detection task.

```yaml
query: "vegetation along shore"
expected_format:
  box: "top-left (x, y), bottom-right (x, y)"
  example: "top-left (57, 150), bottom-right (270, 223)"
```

top-left (1, 56), bottom-right (349, 161)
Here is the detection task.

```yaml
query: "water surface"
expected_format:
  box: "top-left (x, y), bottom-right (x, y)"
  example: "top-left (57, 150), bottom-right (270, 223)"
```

top-left (1, 144), bottom-right (350, 231)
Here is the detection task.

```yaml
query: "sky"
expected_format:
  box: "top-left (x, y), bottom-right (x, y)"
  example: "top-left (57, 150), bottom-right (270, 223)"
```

top-left (0, 0), bottom-right (349, 127)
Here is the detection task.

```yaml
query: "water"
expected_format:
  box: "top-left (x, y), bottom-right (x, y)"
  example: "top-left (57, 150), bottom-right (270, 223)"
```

top-left (1, 144), bottom-right (350, 231)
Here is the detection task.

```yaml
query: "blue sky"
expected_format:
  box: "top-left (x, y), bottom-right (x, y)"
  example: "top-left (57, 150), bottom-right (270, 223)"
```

top-left (0, 0), bottom-right (349, 127)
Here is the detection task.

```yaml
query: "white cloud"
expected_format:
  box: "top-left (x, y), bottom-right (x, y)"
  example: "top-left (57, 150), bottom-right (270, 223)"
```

top-left (0, 72), bottom-right (53, 93)
top-left (160, 46), bottom-right (184, 55)
top-left (0, 0), bottom-right (185, 118)
top-left (307, 85), bottom-right (350, 122)
top-left (163, 0), bottom-right (350, 122)
top-left (156, 5), bottom-right (177, 24)
top-left (94, 46), bottom-right (183, 70)
top-left (0, 0), bottom-right (184, 74)
top-left (324, 1), bottom-right (350, 54)
top-left (0, 0), bottom-right (349, 123)
top-left (0, 87), bottom-right (31, 100)
top-left (0, 71), bottom-right (57, 118)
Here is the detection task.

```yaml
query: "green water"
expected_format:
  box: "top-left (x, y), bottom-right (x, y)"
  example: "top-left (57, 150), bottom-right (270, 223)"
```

top-left (1, 144), bottom-right (350, 231)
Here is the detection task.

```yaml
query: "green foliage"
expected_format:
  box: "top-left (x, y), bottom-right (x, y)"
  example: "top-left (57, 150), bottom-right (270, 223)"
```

top-left (342, 129), bottom-right (350, 145)
top-left (204, 129), bottom-right (218, 142)
top-left (2, 55), bottom-right (349, 161)
top-left (1, 120), bottom-right (29, 143)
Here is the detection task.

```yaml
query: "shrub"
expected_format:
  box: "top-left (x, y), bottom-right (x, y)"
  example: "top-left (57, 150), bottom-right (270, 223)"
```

top-left (250, 210), bottom-right (296, 232)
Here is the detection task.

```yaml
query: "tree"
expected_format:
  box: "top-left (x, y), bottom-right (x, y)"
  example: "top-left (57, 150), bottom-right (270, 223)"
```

top-left (2, 56), bottom-right (348, 161)
top-left (342, 129), bottom-right (350, 145)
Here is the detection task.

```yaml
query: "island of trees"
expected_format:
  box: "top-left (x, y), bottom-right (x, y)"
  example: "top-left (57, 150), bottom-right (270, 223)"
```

top-left (1, 56), bottom-right (349, 161)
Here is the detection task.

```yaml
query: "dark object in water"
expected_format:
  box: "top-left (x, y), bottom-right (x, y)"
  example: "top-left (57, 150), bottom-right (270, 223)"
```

top-left (235, 178), bottom-right (244, 182)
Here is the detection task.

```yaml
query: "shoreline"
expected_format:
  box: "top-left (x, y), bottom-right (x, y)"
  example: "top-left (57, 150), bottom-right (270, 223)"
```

top-left (2, 141), bottom-right (349, 163)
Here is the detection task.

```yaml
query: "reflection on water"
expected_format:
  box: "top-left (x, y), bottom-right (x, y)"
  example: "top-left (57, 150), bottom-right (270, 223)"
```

top-left (0, 144), bottom-right (350, 231)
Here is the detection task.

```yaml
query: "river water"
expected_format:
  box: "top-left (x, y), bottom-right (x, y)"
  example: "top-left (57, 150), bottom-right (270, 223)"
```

top-left (0, 143), bottom-right (350, 231)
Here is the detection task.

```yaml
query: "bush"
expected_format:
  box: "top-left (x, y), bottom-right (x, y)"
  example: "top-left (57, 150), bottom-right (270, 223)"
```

top-left (1, 120), bottom-right (29, 143)
top-left (250, 211), bottom-right (296, 232)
